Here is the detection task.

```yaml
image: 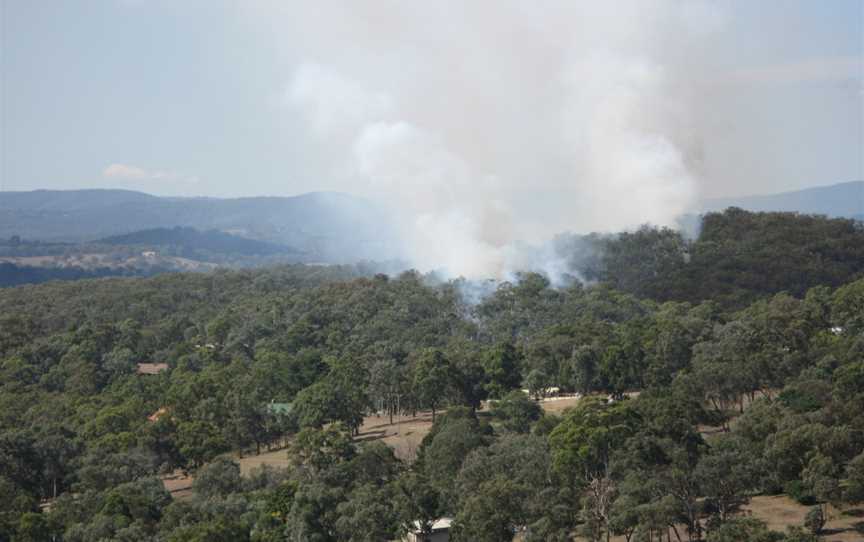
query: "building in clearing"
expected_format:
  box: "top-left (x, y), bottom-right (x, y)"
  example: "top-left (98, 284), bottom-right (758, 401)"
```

top-left (520, 386), bottom-right (561, 399)
top-left (148, 407), bottom-right (169, 423)
top-left (405, 518), bottom-right (451, 542)
top-left (137, 363), bottom-right (169, 375)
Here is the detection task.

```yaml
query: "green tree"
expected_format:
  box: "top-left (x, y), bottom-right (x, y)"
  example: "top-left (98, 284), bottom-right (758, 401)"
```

top-left (13, 512), bottom-right (53, 542)
top-left (549, 397), bottom-right (639, 542)
top-left (831, 277), bottom-right (864, 334)
top-left (696, 435), bottom-right (761, 523)
top-left (571, 345), bottom-right (600, 395)
top-left (452, 477), bottom-right (525, 542)
top-left (192, 458), bottom-right (242, 499)
top-left (599, 225), bottom-right (688, 301)
top-left (455, 434), bottom-right (562, 540)
top-left (368, 359), bottom-right (405, 425)
top-left (705, 517), bottom-right (782, 542)
top-left (176, 420), bottom-right (229, 469)
top-left (419, 410), bottom-right (490, 510)
top-left (395, 472), bottom-right (442, 540)
top-left (413, 349), bottom-right (454, 422)
top-left (333, 484), bottom-right (400, 542)
top-left (524, 368), bottom-right (551, 400)
top-left (803, 507), bottom-right (825, 535)
top-left (490, 391), bottom-right (542, 433)
top-left (483, 343), bottom-right (522, 399)
top-left (288, 424), bottom-right (355, 474)
top-left (842, 451), bottom-right (864, 503)
top-left (292, 357), bottom-right (368, 434)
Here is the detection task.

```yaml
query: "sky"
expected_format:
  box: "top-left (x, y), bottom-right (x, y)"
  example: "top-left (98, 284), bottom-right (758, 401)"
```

top-left (1, 0), bottom-right (861, 208)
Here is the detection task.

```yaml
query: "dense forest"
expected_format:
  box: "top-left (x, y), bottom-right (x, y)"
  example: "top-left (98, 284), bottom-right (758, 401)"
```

top-left (0, 262), bottom-right (158, 288)
top-left (589, 208), bottom-right (864, 308)
top-left (1, 209), bottom-right (863, 541)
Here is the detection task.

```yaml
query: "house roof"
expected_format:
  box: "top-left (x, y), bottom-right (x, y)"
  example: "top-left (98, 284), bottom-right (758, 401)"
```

top-left (148, 407), bottom-right (168, 422)
top-left (411, 518), bottom-right (453, 533)
top-left (137, 363), bottom-right (169, 375)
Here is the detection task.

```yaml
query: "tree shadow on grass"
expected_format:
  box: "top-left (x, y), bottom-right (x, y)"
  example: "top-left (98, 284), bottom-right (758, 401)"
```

top-left (363, 414), bottom-right (434, 431)
top-left (354, 429), bottom-right (388, 442)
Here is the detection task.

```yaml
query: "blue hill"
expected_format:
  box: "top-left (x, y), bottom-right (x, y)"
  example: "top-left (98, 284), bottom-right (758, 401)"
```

top-left (701, 181), bottom-right (864, 219)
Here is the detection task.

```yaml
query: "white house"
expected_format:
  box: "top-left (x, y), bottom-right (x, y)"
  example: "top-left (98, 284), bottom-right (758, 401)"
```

top-left (406, 518), bottom-right (452, 542)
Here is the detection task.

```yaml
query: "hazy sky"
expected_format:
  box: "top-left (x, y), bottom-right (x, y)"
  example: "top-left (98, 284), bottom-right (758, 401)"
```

top-left (1, 0), bottom-right (861, 202)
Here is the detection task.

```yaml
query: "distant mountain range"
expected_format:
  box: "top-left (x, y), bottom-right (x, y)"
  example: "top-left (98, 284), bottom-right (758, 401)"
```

top-left (1, 182), bottom-right (861, 266)
top-left (0, 189), bottom-right (397, 263)
top-left (700, 181), bottom-right (864, 219)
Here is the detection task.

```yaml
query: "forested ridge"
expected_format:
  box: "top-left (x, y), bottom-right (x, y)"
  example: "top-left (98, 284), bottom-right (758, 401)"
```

top-left (589, 208), bottom-right (864, 308)
top-left (1, 209), bottom-right (863, 541)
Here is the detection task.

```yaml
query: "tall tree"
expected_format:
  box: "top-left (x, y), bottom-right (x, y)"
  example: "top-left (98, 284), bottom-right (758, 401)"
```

top-left (482, 342), bottom-right (523, 399)
top-left (412, 349), bottom-right (454, 422)
top-left (550, 397), bottom-right (639, 542)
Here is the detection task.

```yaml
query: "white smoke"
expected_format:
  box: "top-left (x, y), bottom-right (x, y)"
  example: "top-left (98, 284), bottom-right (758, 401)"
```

top-left (256, 0), bottom-right (725, 280)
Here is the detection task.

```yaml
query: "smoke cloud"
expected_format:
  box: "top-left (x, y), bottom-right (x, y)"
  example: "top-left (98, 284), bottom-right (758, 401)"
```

top-left (255, 0), bottom-right (725, 280)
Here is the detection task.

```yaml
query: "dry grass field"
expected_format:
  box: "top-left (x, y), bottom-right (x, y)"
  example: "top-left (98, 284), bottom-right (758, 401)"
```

top-left (161, 445), bottom-right (295, 499)
top-left (355, 394), bottom-right (586, 461)
top-left (161, 392), bottom-right (864, 542)
top-left (357, 412), bottom-right (435, 461)
top-left (156, 392), bottom-right (688, 480)
top-left (538, 394), bottom-right (586, 414)
top-left (238, 446), bottom-right (292, 475)
top-left (161, 394), bottom-right (587, 497)
top-left (745, 496), bottom-right (864, 542)
top-left (161, 471), bottom-right (193, 500)
top-left (569, 497), bottom-right (864, 541)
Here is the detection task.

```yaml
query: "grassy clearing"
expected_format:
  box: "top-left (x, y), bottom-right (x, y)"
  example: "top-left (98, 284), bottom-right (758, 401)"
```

top-left (745, 496), bottom-right (864, 542)
top-left (357, 412), bottom-right (435, 462)
top-left (161, 394), bottom-right (587, 497)
top-left (160, 393), bottom-right (864, 542)
top-left (570, 497), bottom-right (864, 541)
top-left (161, 471), bottom-right (193, 500)
top-left (239, 446), bottom-right (292, 476)
top-left (356, 394), bottom-right (585, 461)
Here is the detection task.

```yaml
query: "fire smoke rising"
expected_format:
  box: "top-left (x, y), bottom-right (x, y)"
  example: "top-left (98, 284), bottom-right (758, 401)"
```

top-left (262, 1), bottom-right (724, 281)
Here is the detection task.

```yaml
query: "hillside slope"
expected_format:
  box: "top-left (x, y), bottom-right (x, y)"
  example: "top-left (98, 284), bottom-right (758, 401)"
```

top-left (701, 180), bottom-right (864, 218)
top-left (0, 189), bottom-right (396, 262)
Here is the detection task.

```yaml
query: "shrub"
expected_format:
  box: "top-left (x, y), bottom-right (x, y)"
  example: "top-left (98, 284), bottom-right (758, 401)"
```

top-left (803, 506), bottom-right (825, 534)
top-left (784, 526), bottom-right (819, 542)
top-left (191, 458), bottom-right (241, 498)
top-left (784, 480), bottom-right (817, 505)
top-left (778, 388), bottom-right (822, 414)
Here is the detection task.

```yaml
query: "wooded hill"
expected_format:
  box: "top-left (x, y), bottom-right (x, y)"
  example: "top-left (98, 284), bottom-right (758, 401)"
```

top-left (0, 189), bottom-right (394, 263)
top-left (591, 207), bottom-right (864, 308)
top-left (701, 180), bottom-right (864, 219)
top-left (0, 209), bottom-right (863, 541)
top-left (0, 228), bottom-right (305, 287)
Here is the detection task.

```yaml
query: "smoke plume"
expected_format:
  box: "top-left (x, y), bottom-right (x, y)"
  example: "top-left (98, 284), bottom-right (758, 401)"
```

top-left (256, 0), bottom-right (725, 280)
